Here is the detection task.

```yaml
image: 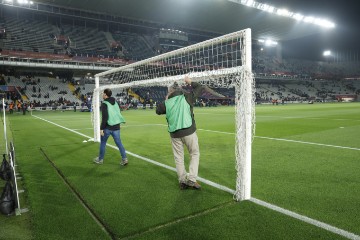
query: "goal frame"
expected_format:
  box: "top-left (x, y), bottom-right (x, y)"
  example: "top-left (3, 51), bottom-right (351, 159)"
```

top-left (93, 28), bottom-right (253, 201)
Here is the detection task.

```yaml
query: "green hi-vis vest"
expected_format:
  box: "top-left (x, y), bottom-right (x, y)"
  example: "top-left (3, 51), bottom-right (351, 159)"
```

top-left (103, 101), bottom-right (126, 126)
top-left (165, 94), bottom-right (192, 133)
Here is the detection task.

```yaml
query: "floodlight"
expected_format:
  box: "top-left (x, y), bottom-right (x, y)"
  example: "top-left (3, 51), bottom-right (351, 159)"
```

top-left (246, 0), bottom-right (254, 7)
top-left (314, 18), bottom-right (324, 26)
top-left (315, 19), bottom-right (335, 28)
top-left (277, 9), bottom-right (285, 16)
top-left (265, 39), bottom-right (276, 46)
top-left (237, 0), bottom-right (334, 29)
top-left (303, 16), bottom-right (315, 23)
top-left (293, 13), bottom-right (304, 21)
top-left (261, 4), bottom-right (270, 11)
top-left (325, 21), bottom-right (335, 28)
top-left (267, 6), bottom-right (275, 13)
top-left (258, 39), bottom-right (277, 46)
top-left (323, 50), bottom-right (331, 56)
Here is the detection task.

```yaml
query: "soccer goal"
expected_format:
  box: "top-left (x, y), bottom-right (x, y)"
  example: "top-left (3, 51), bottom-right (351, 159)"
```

top-left (92, 28), bottom-right (254, 201)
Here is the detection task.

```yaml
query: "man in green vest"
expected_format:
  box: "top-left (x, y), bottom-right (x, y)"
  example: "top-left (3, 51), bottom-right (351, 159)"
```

top-left (94, 88), bottom-right (128, 166)
top-left (156, 76), bottom-right (203, 190)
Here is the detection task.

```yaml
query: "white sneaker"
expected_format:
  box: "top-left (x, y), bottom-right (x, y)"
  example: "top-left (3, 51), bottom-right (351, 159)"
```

top-left (93, 157), bottom-right (103, 164)
top-left (120, 159), bottom-right (128, 166)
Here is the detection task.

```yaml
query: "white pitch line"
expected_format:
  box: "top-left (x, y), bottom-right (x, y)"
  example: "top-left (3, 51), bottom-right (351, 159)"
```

top-left (32, 115), bottom-right (92, 139)
top-left (72, 124), bottom-right (168, 131)
top-left (198, 128), bottom-right (235, 135)
top-left (75, 122), bottom-right (360, 151)
top-left (31, 115), bottom-right (360, 240)
top-left (256, 136), bottom-right (360, 151)
top-left (250, 198), bottom-right (360, 240)
top-left (198, 128), bottom-right (360, 151)
top-left (90, 124), bottom-right (360, 151)
top-left (255, 116), bottom-right (360, 122)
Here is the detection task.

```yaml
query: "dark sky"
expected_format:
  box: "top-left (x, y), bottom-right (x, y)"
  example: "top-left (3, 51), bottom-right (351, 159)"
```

top-left (265, 0), bottom-right (360, 60)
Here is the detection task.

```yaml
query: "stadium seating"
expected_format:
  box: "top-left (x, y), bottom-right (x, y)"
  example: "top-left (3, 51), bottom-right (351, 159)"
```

top-left (1, 15), bottom-right (360, 106)
top-left (112, 32), bottom-right (155, 60)
top-left (2, 16), bottom-right (58, 54)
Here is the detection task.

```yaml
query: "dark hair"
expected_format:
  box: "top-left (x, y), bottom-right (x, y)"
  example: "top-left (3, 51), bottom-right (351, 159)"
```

top-left (104, 88), bottom-right (112, 97)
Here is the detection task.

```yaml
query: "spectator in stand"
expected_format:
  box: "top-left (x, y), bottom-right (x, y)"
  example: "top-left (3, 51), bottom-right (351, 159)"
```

top-left (9, 102), bottom-right (14, 114)
top-left (17, 101), bottom-right (21, 112)
top-left (22, 102), bottom-right (27, 115)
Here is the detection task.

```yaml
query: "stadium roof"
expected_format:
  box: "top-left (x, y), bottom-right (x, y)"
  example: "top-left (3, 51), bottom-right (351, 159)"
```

top-left (35, 0), bottom-right (333, 42)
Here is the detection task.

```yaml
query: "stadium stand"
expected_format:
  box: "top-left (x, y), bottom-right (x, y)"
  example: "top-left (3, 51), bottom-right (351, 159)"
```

top-left (0, 8), bottom-right (359, 106)
top-left (112, 31), bottom-right (156, 60)
top-left (2, 16), bottom-right (57, 54)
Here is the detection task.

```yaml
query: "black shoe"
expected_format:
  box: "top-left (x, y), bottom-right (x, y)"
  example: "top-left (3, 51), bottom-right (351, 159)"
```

top-left (179, 182), bottom-right (188, 190)
top-left (186, 180), bottom-right (201, 190)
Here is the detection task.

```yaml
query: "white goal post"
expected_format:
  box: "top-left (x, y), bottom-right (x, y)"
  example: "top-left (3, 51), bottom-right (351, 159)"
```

top-left (92, 28), bottom-right (254, 201)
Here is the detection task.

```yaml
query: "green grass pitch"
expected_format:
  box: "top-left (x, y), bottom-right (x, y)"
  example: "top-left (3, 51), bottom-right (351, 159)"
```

top-left (1, 102), bottom-right (359, 239)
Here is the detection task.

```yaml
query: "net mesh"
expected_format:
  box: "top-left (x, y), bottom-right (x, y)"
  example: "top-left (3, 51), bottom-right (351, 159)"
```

top-left (92, 29), bottom-right (254, 201)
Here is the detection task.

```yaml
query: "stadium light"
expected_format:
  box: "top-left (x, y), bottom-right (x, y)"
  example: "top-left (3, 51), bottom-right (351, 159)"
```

top-left (235, 0), bottom-right (335, 29)
top-left (258, 39), bottom-right (277, 47)
top-left (246, 0), bottom-right (255, 7)
top-left (277, 9), bottom-right (293, 17)
top-left (260, 4), bottom-right (270, 11)
top-left (323, 50), bottom-right (331, 56)
top-left (315, 19), bottom-right (335, 28)
top-left (17, 0), bottom-right (32, 4)
top-left (303, 16), bottom-right (315, 23)
top-left (293, 13), bottom-right (304, 21)
top-left (265, 39), bottom-right (277, 46)
top-left (323, 50), bottom-right (336, 62)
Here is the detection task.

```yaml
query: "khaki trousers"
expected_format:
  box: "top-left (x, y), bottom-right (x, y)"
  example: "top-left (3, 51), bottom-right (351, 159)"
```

top-left (170, 132), bottom-right (200, 183)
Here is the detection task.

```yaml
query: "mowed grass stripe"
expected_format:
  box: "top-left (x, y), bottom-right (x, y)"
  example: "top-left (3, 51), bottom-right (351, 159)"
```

top-left (40, 147), bottom-right (116, 240)
top-left (31, 103), bottom-right (360, 238)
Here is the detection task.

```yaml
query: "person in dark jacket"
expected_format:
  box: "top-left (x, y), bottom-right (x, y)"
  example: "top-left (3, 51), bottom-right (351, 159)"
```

top-left (156, 76), bottom-right (203, 190)
top-left (94, 88), bottom-right (128, 166)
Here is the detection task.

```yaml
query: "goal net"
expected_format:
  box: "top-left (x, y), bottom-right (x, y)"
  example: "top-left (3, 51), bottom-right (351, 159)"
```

top-left (92, 28), bottom-right (254, 201)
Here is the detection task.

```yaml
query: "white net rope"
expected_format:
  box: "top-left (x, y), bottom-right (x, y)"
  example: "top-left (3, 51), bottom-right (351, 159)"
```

top-left (92, 29), bottom-right (254, 201)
